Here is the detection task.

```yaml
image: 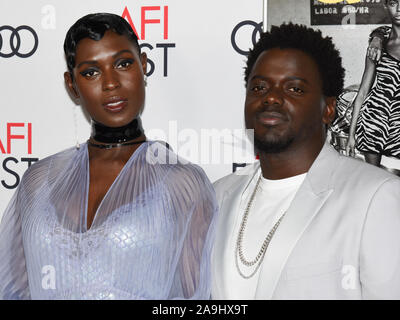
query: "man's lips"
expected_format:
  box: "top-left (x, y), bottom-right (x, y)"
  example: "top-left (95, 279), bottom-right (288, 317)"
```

top-left (256, 111), bottom-right (287, 126)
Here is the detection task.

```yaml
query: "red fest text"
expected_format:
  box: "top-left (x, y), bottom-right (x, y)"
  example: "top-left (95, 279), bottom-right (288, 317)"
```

top-left (122, 6), bottom-right (175, 77)
top-left (1, 123), bottom-right (39, 189)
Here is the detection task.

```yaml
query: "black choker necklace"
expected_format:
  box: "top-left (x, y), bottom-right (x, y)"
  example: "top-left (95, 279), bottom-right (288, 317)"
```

top-left (88, 139), bottom-right (146, 150)
top-left (91, 118), bottom-right (144, 143)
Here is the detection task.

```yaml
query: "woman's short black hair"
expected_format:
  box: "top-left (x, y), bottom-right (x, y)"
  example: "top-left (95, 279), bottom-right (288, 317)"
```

top-left (64, 13), bottom-right (140, 75)
top-left (244, 23), bottom-right (345, 97)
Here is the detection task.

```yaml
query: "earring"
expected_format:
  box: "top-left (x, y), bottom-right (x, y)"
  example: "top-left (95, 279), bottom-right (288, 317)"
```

top-left (144, 75), bottom-right (148, 87)
top-left (73, 105), bottom-right (80, 150)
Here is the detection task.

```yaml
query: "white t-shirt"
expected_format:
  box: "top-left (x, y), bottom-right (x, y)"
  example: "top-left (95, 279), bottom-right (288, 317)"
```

top-left (227, 169), bottom-right (306, 299)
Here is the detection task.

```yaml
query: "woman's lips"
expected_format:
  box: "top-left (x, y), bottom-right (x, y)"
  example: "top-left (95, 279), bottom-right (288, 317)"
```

top-left (103, 98), bottom-right (128, 112)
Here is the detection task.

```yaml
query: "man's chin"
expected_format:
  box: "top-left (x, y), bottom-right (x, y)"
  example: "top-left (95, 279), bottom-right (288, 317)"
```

top-left (254, 136), bottom-right (294, 154)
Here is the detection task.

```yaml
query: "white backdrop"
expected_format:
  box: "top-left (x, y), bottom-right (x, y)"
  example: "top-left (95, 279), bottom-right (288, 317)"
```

top-left (0, 0), bottom-right (263, 217)
top-left (2, 0), bottom-right (398, 219)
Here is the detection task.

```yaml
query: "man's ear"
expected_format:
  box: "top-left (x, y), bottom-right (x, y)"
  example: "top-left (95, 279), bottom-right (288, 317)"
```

top-left (322, 96), bottom-right (336, 125)
top-left (140, 52), bottom-right (147, 75)
top-left (64, 71), bottom-right (80, 99)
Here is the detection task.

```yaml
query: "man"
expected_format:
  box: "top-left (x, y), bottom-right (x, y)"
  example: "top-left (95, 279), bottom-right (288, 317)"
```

top-left (211, 23), bottom-right (400, 299)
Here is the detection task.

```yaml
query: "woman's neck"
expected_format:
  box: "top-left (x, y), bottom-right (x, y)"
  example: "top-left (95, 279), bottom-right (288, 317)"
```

top-left (390, 24), bottom-right (400, 40)
top-left (88, 133), bottom-right (146, 162)
top-left (91, 118), bottom-right (144, 144)
top-left (88, 117), bottom-right (146, 161)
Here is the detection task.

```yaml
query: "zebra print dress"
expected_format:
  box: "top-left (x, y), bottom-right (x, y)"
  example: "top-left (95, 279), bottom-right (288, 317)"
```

top-left (355, 50), bottom-right (400, 157)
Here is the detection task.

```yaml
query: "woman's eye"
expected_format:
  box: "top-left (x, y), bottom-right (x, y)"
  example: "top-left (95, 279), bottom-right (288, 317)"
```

top-left (116, 59), bottom-right (133, 69)
top-left (80, 69), bottom-right (99, 78)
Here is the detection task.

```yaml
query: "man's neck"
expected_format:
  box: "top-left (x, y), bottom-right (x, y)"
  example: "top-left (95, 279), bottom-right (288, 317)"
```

top-left (258, 140), bottom-right (325, 180)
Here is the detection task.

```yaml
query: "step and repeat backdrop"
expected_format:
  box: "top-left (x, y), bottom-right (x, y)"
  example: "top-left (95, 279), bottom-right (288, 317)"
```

top-left (0, 0), bottom-right (263, 216)
top-left (1, 0), bottom-right (397, 217)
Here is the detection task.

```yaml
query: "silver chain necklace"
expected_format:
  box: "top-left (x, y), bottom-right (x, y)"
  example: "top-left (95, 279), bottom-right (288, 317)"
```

top-left (235, 174), bottom-right (286, 279)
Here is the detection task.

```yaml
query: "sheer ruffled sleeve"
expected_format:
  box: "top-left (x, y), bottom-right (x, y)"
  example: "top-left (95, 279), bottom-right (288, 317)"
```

top-left (1, 143), bottom-right (219, 300)
top-left (0, 185), bottom-right (30, 299)
top-left (166, 164), bottom-right (218, 300)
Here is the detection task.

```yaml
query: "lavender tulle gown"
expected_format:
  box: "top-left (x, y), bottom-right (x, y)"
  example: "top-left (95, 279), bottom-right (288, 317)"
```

top-left (0, 141), bottom-right (218, 299)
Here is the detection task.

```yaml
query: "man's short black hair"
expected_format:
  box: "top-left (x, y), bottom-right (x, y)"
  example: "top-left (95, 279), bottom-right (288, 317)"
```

top-left (244, 23), bottom-right (345, 97)
top-left (64, 13), bottom-right (140, 75)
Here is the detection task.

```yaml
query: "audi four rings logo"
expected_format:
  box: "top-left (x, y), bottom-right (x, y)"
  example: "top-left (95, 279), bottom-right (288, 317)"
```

top-left (0, 25), bottom-right (39, 58)
top-left (231, 20), bottom-right (263, 56)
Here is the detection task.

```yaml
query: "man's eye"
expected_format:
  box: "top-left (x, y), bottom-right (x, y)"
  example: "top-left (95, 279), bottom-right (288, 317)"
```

top-left (251, 85), bottom-right (266, 92)
top-left (80, 69), bottom-right (99, 78)
top-left (288, 87), bottom-right (304, 94)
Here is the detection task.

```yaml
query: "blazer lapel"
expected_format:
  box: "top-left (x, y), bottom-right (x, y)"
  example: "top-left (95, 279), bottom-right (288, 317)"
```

top-left (254, 143), bottom-right (338, 299)
top-left (212, 163), bottom-right (260, 297)
top-left (214, 162), bottom-right (261, 246)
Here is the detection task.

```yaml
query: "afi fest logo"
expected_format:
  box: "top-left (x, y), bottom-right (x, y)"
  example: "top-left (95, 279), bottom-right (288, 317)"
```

top-left (122, 6), bottom-right (175, 77)
top-left (0, 123), bottom-right (38, 189)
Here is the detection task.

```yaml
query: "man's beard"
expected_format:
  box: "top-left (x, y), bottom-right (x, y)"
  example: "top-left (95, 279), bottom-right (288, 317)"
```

top-left (253, 132), bottom-right (295, 154)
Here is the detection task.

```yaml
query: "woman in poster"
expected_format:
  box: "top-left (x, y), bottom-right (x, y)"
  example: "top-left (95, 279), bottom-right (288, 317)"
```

top-left (0, 13), bottom-right (217, 300)
top-left (347, 0), bottom-right (400, 166)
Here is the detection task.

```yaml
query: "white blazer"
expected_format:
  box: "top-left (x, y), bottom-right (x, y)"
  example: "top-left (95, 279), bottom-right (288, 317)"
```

top-left (211, 143), bottom-right (400, 299)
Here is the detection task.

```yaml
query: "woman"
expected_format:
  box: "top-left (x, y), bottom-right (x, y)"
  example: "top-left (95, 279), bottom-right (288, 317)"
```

top-left (0, 13), bottom-right (217, 299)
top-left (347, 0), bottom-right (400, 166)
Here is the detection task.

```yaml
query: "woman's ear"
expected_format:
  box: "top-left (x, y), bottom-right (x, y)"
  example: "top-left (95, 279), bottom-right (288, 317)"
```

top-left (64, 71), bottom-right (80, 100)
top-left (322, 96), bottom-right (336, 125)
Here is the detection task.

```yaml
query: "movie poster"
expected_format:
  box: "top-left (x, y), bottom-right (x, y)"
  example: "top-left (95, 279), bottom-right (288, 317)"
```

top-left (268, 0), bottom-right (399, 171)
top-left (310, 0), bottom-right (391, 25)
